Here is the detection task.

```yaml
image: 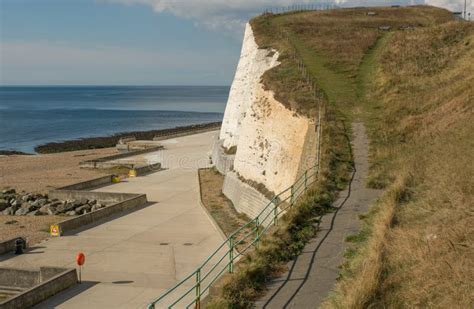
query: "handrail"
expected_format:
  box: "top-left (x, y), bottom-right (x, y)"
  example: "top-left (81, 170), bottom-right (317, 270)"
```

top-left (147, 164), bottom-right (319, 308)
top-left (148, 5), bottom-right (328, 308)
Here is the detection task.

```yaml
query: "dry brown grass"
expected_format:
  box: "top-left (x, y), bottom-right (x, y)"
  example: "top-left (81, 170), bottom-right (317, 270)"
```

top-left (205, 86), bottom-right (354, 308)
top-left (375, 50), bottom-right (474, 305)
top-left (283, 6), bottom-right (452, 73)
top-left (325, 21), bottom-right (474, 308)
top-left (322, 172), bottom-right (411, 309)
top-left (206, 172), bottom-right (339, 308)
top-left (198, 168), bottom-right (251, 237)
top-left (207, 6), bottom-right (470, 308)
top-left (251, 6), bottom-right (454, 116)
top-left (253, 6), bottom-right (472, 308)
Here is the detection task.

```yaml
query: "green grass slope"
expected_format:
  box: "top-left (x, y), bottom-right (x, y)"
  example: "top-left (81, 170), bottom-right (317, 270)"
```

top-left (207, 6), bottom-right (472, 308)
top-left (324, 20), bottom-right (473, 309)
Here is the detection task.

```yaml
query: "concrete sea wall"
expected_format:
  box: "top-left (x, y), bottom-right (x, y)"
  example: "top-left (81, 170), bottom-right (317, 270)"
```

top-left (222, 172), bottom-right (271, 220)
top-left (49, 174), bottom-right (148, 235)
top-left (0, 237), bottom-right (26, 255)
top-left (54, 194), bottom-right (146, 234)
top-left (0, 267), bottom-right (77, 309)
top-left (58, 175), bottom-right (114, 191)
top-left (211, 139), bottom-right (235, 175)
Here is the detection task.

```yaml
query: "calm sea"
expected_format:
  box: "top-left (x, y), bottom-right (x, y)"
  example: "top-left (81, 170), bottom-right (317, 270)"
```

top-left (0, 86), bottom-right (228, 153)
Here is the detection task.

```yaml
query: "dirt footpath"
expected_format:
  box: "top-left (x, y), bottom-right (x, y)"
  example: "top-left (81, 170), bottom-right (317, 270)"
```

top-left (0, 148), bottom-right (117, 193)
top-left (255, 122), bottom-right (382, 308)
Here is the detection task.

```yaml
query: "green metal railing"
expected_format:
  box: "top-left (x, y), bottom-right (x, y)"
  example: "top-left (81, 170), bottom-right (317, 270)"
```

top-left (147, 164), bottom-right (319, 309)
top-left (148, 6), bottom-right (328, 308)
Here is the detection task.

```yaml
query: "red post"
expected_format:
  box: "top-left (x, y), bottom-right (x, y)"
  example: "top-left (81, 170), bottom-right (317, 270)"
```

top-left (76, 252), bottom-right (85, 283)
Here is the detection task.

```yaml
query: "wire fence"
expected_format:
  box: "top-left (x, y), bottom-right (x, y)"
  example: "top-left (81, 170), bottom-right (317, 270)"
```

top-left (263, 3), bottom-right (338, 15)
top-left (148, 7), bottom-right (328, 309)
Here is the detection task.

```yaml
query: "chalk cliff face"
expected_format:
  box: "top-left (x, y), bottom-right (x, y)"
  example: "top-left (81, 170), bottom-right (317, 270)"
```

top-left (233, 85), bottom-right (317, 194)
top-left (218, 22), bottom-right (317, 200)
top-left (220, 23), bottom-right (280, 149)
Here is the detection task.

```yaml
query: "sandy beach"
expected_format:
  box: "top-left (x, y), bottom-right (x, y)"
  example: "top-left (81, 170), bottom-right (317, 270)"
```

top-left (0, 215), bottom-right (64, 245)
top-left (0, 147), bottom-right (117, 193)
top-left (0, 123), bottom-right (223, 245)
top-left (0, 122), bottom-right (222, 194)
top-left (0, 147), bottom-right (124, 244)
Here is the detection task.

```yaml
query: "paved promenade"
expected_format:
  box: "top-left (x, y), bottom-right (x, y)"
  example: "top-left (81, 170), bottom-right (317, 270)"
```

top-left (0, 131), bottom-right (224, 308)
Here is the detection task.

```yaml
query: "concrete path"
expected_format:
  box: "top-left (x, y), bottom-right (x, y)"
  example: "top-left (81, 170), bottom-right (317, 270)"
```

top-left (255, 123), bottom-right (382, 308)
top-left (0, 131), bottom-right (225, 308)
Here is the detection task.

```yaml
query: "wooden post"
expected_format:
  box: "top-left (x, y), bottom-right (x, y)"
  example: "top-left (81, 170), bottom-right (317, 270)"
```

top-left (290, 185), bottom-right (295, 206)
top-left (195, 269), bottom-right (201, 309)
top-left (304, 171), bottom-right (308, 190)
top-left (228, 236), bottom-right (234, 273)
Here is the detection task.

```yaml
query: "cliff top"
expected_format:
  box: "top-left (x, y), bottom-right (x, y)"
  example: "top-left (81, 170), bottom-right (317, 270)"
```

top-left (250, 6), bottom-right (454, 117)
top-left (241, 5), bottom-right (473, 308)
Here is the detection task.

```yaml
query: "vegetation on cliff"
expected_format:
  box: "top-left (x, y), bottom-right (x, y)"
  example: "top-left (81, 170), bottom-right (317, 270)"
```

top-left (208, 6), bottom-right (472, 308)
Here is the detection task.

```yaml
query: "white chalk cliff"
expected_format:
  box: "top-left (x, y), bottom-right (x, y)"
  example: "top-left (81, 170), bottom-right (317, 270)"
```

top-left (220, 23), bottom-right (280, 149)
top-left (217, 22), bottom-right (317, 208)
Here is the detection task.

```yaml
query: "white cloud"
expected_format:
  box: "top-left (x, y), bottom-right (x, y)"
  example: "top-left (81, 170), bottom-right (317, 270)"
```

top-left (107, 0), bottom-right (323, 32)
top-left (108, 0), bottom-right (473, 32)
top-left (426, 0), bottom-right (473, 14)
top-left (3, 0), bottom-right (470, 85)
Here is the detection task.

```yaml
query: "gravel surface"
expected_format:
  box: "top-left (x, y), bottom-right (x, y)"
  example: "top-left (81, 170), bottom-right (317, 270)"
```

top-left (0, 148), bottom-right (121, 245)
top-left (0, 148), bottom-right (117, 193)
top-left (0, 215), bottom-right (65, 245)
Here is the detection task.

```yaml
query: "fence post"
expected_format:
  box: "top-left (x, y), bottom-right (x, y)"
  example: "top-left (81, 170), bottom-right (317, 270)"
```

top-left (255, 217), bottom-right (260, 243)
top-left (304, 170), bottom-right (308, 190)
top-left (195, 269), bottom-right (201, 309)
top-left (228, 236), bottom-right (234, 273)
top-left (273, 201), bottom-right (278, 226)
top-left (290, 185), bottom-right (294, 206)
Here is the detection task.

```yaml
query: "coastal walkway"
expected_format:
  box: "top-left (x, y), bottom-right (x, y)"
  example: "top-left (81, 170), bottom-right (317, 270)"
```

top-left (254, 123), bottom-right (382, 308)
top-left (0, 131), bottom-right (225, 308)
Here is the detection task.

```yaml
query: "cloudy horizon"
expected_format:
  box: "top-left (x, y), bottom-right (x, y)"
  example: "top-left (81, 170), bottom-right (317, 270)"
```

top-left (1, 0), bottom-right (472, 86)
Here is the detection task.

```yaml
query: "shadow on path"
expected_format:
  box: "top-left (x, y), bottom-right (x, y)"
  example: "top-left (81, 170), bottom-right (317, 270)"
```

top-left (256, 122), bottom-right (382, 309)
top-left (33, 281), bottom-right (99, 308)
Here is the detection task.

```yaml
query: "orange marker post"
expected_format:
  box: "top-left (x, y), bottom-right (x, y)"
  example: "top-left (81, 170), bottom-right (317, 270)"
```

top-left (76, 252), bottom-right (85, 283)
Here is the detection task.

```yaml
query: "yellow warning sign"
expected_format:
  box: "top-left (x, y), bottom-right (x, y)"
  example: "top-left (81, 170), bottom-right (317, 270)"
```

top-left (128, 169), bottom-right (137, 177)
top-left (50, 225), bottom-right (61, 237)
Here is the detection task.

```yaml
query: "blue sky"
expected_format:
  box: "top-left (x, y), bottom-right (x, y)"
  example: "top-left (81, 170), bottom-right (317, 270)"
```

top-left (0, 0), bottom-right (470, 86)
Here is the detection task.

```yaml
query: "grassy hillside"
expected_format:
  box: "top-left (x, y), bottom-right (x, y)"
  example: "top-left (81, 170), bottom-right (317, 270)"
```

top-left (251, 6), bottom-right (453, 116)
top-left (325, 19), bottom-right (474, 308)
top-left (207, 6), bottom-right (473, 308)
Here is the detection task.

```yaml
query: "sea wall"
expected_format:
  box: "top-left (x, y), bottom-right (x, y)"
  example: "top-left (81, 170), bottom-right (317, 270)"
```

top-left (222, 172), bottom-right (272, 220)
top-left (0, 237), bottom-right (26, 255)
top-left (0, 267), bottom-right (77, 309)
top-left (211, 139), bottom-right (235, 175)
